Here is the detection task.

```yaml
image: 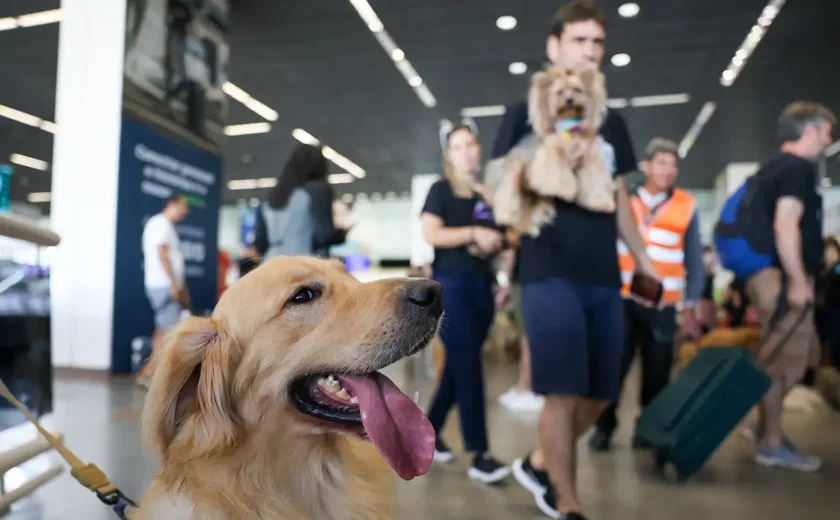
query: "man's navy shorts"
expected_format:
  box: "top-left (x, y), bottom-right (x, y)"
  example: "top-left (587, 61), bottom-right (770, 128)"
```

top-left (522, 276), bottom-right (623, 400)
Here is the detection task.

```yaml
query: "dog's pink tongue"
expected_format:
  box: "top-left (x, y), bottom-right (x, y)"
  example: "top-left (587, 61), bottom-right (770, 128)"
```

top-left (337, 373), bottom-right (434, 481)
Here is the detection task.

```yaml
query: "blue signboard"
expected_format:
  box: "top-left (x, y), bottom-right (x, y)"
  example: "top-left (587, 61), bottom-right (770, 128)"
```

top-left (111, 116), bottom-right (222, 373)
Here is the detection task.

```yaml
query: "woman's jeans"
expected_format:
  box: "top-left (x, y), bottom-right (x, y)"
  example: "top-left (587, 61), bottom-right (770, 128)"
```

top-left (426, 272), bottom-right (495, 453)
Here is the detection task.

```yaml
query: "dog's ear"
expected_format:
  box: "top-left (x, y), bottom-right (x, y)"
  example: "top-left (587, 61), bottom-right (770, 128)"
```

top-left (528, 70), bottom-right (554, 137)
top-left (580, 67), bottom-right (608, 129)
top-left (141, 316), bottom-right (242, 460)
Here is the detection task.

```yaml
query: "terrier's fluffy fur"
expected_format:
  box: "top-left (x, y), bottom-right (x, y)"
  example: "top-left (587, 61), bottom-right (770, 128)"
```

top-left (494, 65), bottom-right (614, 236)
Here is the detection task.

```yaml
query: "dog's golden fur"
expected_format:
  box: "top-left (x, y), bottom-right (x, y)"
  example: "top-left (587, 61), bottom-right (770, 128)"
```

top-left (494, 65), bottom-right (614, 236)
top-left (135, 257), bottom-right (438, 520)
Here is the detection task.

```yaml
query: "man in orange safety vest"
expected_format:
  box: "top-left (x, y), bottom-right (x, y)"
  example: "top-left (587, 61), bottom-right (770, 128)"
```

top-left (590, 137), bottom-right (705, 451)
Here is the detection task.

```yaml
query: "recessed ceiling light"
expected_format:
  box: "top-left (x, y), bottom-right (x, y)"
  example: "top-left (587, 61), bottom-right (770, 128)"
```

top-left (611, 53), bottom-right (631, 67)
top-left (508, 61), bottom-right (527, 75)
top-left (496, 15), bottom-right (517, 31)
top-left (408, 76), bottom-right (423, 87)
top-left (391, 48), bottom-right (405, 61)
top-left (618, 3), bottom-right (640, 18)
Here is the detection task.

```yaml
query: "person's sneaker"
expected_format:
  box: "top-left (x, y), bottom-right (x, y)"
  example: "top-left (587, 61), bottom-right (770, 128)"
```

top-left (512, 455), bottom-right (551, 496)
top-left (433, 438), bottom-right (454, 464)
top-left (756, 443), bottom-right (822, 472)
top-left (467, 452), bottom-right (511, 484)
top-left (588, 428), bottom-right (612, 452)
top-left (499, 386), bottom-right (545, 412)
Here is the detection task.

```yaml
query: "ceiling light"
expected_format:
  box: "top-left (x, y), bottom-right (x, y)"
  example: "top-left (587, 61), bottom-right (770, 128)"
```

top-left (629, 93), bottom-right (691, 107)
top-left (222, 82), bottom-right (278, 121)
top-left (611, 53), bottom-right (631, 67)
top-left (292, 128), bottom-right (321, 146)
top-left (496, 16), bottom-right (517, 31)
top-left (607, 98), bottom-right (629, 109)
top-left (461, 105), bottom-right (507, 118)
top-left (508, 62), bottom-right (527, 75)
top-left (678, 102), bottom-right (717, 158)
top-left (322, 146), bottom-right (366, 179)
top-left (224, 122), bottom-right (271, 136)
top-left (821, 177), bottom-right (832, 188)
top-left (27, 192), bottom-right (51, 203)
top-left (0, 9), bottom-right (62, 32)
top-left (618, 3), bottom-right (640, 18)
top-left (10, 154), bottom-right (49, 171)
top-left (292, 129), bottom-right (366, 179)
top-left (328, 173), bottom-right (355, 185)
top-left (0, 104), bottom-right (56, 134)
top-left (341, 193), bottom-right (354, 203)
top-left (348, 0), bottom-right (436, 107)
top-left (719, 0), bottom-right (786, 87)
top-left (227, 178), bottom-right (276, 190)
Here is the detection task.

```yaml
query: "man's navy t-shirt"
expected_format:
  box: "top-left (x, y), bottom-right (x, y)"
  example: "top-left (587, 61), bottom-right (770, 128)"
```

top-left (491, 102), bottom-right (637, 289)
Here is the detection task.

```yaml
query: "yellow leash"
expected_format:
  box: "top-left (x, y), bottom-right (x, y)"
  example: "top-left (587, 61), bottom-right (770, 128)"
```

top-left (0, 377), bottom-right (136, 518)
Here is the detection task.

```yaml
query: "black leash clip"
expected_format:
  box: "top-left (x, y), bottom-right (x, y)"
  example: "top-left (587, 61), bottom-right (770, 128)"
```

top-left (96, 488), bottom-right (138, 520)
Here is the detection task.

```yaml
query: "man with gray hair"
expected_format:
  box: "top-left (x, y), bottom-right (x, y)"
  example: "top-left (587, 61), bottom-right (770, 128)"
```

top-left (590, 137), bottom-right (705, 451)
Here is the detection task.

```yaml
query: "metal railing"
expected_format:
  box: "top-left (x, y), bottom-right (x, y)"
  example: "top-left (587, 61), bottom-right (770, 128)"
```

top-left (0, 212), bottom-right (62, 515)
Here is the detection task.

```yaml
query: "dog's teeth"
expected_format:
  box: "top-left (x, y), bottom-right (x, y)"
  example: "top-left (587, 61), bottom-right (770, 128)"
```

top-left (349, 396), bottom-right (359, 404)
top-left (336, 388), bottom-right (351, 401)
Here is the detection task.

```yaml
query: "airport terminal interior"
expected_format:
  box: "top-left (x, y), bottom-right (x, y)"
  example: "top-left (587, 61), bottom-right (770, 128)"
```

top-left (1, 1), bottom-right (840, 519)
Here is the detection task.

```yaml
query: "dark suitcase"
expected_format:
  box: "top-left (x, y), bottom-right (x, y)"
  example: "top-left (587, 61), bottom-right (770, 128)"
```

top-left (635, 304), bottom-right (811, 482)
top-left (635, 347), bottom-right (771, 481)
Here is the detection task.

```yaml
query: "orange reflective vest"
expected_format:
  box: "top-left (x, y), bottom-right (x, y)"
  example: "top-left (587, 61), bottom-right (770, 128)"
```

top-left (618, 188), bottom-right (696, 305)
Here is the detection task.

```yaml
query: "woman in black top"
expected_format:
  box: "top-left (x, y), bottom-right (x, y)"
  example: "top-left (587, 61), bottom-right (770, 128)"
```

top-left (420, 124), bottom-right (510, 484)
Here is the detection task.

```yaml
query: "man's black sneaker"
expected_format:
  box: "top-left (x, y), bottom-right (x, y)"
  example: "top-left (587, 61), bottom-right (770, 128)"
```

top-left (433, 437), bottom-right (454, 463)
top-left (588, 428), bottom-right (612, 452)
top-left (512, 455), bottom-right (551, 496)
top-left (467, 452), bottom-right (511, 484)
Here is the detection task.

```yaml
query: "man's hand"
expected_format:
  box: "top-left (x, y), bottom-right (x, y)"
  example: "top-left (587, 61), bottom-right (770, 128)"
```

top-left (787, 278), bottom-right (814, 309)
top-left (560, 134), bottom-right (591, 164)
top-left (169, 283), bottom-right (182, 302)
top-left (679, 307), bottom-right (702, 340)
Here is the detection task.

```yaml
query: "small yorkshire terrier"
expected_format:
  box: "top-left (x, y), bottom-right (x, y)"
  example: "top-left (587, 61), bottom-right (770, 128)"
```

top-left (493, 65), bottom-right (614, 237)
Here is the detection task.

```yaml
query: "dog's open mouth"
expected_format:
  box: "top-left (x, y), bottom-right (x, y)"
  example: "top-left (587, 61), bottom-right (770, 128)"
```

top-left (291, 371), bottom-right (435, 481)
top-left (556, 104), bottom-right (584, 122)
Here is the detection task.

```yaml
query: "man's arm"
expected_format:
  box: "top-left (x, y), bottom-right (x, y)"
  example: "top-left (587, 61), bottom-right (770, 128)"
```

top-left (491, 103), bottom-right (529, 159)
top-left (616, 177), bottom-right (658, 277)
top-left (774, 197), bottom-right (807, 284)
top-left (682, 211), bottom-right (705, 307)
top-left (157, 244), bottom-right (180, 291)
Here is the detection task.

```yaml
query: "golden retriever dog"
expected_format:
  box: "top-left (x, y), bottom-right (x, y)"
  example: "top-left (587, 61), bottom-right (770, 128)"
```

top-left (135, 257), bottom-right (443, 520)
top-left (494, 65), bottom-right (613, 236)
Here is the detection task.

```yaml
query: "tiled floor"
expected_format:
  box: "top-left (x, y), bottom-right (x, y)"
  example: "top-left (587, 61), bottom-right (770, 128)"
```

top-left (3, 359), bottom-right (840, 519)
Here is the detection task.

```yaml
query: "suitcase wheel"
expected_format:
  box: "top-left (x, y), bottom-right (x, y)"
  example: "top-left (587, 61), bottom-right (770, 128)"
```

top-left (655, 453), bottom-right (689, 484)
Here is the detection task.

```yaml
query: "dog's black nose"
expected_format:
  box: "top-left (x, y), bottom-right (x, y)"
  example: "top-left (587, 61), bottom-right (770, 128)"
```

top-left (405, 279), bottom-right (443, 318)
top-left (565, 98), bottom-right (576, 107)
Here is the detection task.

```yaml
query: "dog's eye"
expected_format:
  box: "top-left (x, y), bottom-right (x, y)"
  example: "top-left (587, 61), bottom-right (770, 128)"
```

top-left (290, 287), bottom-right (319, 304)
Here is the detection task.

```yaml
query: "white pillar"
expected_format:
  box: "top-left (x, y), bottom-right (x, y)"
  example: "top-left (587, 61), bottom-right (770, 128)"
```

top-left (50, 0), bottom-right (127, 369)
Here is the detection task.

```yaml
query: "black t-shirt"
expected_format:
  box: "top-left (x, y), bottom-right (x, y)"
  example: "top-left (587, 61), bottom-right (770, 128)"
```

top-left (753, 153), bottom-right (823, 275)
top-left (491, 102), bottom-right (638, 288)
top-left (422, 180), bottom-right (499, 275)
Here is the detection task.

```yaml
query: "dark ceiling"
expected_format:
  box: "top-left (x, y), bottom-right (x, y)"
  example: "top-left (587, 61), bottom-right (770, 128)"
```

top-left (2, 0), bottom-right (839, 208)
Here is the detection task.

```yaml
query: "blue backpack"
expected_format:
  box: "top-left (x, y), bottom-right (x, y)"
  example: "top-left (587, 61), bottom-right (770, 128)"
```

top-left (713, 177), bottom-right (776, 282)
